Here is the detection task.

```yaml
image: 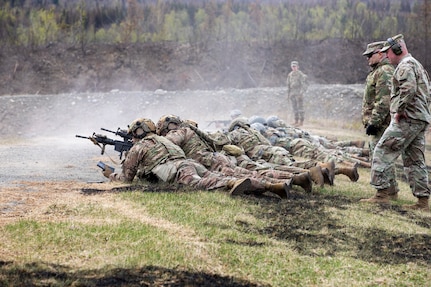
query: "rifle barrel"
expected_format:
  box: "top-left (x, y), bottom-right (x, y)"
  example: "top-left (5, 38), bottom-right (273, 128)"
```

top-left (75, 135), bottom-right (89, 139)
top-left (101, 128), bottom-right (116, 133)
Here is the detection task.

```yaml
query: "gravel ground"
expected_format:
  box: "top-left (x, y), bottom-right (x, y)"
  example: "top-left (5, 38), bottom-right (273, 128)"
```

top-left (0, 137), bottom-right (106, 187)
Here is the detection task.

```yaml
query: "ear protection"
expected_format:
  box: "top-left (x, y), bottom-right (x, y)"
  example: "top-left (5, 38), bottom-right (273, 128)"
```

top-left (387, 37), bottom-right (402, 55)
top-left (132, 121), bottom-right (146, 138)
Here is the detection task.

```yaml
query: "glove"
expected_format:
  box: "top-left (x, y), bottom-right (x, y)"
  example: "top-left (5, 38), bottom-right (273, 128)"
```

top-left (365, 124), bottom-right (379, 136)
top-left (102, 166), bottom-right (115, 178)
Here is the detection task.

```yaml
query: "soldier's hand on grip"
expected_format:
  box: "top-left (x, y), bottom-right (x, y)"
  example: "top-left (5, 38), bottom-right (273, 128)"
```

top-left (102, 166), bottom-right (115, 178)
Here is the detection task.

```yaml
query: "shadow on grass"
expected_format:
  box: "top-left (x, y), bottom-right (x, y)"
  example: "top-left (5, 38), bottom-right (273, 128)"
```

top-left (232, 191), bottom-right (431, 265)
top-left (0, 261), bottom-right (269, 287)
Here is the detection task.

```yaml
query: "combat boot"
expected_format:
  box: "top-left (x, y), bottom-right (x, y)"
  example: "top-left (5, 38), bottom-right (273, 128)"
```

top-left (318, 159), bottom-right (335, 186)
top-left (402, 197), bottom-right (430, 212)
top-left (292, 172), bottom-right (313, 192)
top-left (265, 179), bottom-right (292, 199)
top-left (359, 187), bottom-right (391, 204)
top-left (229, 178), bottom-right (252, 196)
top-left (335, 164), bottom-right (359, 182)
top-left (388, 185), bottom-right (399, 201)
top-left (308, 166), bottom-right (325, 188)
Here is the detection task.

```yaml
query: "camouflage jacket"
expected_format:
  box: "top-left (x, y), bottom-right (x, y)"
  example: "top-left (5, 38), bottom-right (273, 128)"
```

top-left (228, 126), bottom-right (272, 152)
top-left (390, 54), bottom-right (431, 124)
top-left (165, 125), bottom-right (217, 167)
top-left (361, 58), bottom-right (394, 128)
top-left (286, 70), bottom-right (308, 95)
top-left (111, 133), bottom-right (185, 182)
top-left (165, 125), bottom-right (213, 155)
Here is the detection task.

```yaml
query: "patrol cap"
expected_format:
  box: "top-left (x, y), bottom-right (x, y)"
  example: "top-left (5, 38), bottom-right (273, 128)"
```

top-left (291, 61), bottom-right (299, 66)
top-left (381, 34), bottom-right (404, 52)
top-left (362, 41), bottom-right (385, 56)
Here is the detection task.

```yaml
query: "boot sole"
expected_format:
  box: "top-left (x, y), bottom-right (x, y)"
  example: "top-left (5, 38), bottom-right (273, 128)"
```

top-left (229, 178), bottom-right (252, 196)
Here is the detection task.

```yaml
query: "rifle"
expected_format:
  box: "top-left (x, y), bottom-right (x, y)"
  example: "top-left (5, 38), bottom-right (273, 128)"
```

top-left (206, 120), bottom-right (231, 129)
top-left (76, 133), bottom-right (133, 160)
top-left (101, 127), bottom-right (132, 141)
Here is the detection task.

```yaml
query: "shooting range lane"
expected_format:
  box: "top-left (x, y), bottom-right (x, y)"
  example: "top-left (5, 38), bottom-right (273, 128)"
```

top-left (0, 86), bottom-right (364, 188)
top-left (0, 137), bottom-right (105, 187)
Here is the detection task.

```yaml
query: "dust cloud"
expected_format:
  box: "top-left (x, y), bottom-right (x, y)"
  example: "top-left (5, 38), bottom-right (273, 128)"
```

top-left (1, 85), bottom-right (364, 139)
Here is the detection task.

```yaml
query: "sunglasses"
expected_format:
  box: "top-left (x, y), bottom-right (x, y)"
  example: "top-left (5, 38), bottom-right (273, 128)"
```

top-left (366, 51), bottom-right (379, 58)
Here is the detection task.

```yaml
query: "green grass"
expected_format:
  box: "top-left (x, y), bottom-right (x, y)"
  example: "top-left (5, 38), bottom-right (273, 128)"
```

top-left (1, 167), bottom-right (430, 286)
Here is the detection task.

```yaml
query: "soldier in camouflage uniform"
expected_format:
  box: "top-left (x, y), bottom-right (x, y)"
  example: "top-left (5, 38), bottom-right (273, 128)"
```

top-left (156, 114), bottom-right (314, 193)
top-left (362, 41), bottom-right (394, 151)
top-left (361, 40), bottom-right (397, 198)
top-left (360, 34), bottom-right (431, 212)
top-left (286, 61), bottom-right (308, 127)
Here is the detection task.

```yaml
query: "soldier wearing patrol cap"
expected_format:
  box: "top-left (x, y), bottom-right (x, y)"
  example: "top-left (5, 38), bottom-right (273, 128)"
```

top-left (361, 34), bottom-right (431, 212)
top-left (286, 60), bottom-right (308, 127)
top-left (360, 40), bottom-right (397, 199)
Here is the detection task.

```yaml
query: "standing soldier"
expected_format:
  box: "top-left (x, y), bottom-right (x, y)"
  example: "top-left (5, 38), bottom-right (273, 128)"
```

top-left (286, 60), bottom-right (308, 127)
top-left (360, 34), bottom-right (431, 212)
top-left (361, 40), bottom-right (397, 199)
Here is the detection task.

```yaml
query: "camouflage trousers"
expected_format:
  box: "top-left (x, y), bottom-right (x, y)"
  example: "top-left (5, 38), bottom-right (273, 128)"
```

top-left (196, 151), bottom-right (294, 182)
top-left (290, 93), bottom-right (304, 122)
top-left (174, 158), bottom-right (233, 190)
top-left (288, 138), bottom-right (360, 165)
top-left (368, 127), bottom-right (386, 157)
top-left (248, 144), bottom-right (314, 173)
top-left (370, 119), bottom-right (430, 197)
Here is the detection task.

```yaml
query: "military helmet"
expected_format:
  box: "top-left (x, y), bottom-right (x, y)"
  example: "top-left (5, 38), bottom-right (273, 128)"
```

top-left (229, 117), bottom-right (250, 132)
top-left (250, 122), bottom-right (266, 134)
top-left (156, 114), bottom-right (182, 135)
top-left (267, 115), bottom-right (286, 128)
top-left (128, 117), bottom-right (156, 139)
top-left (229, 109), bottom-right (242, 119)
top-left (248, 115), bottom-right (267, 125)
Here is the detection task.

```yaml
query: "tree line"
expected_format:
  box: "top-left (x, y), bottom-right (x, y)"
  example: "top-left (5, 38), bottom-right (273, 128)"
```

top-left (0, 0), bottom-right (430, 65)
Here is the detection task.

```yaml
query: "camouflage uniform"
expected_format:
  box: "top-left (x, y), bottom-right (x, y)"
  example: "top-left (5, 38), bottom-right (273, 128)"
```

top-left (362, 52), bottom-right (394, 152)
top-left (228, 122), bottom-right (317, 172)
top-left (161, 119), bottom-right (300, 183)
top-left (109, 133), bottom-right (236, 190)
top-left (286, 61), bottom-right (308, 125)
top-left (260, 125), bottom-right (370, 168)
top-left (370, 51), bottom-right (431, 198)
top-left (265, 115), bottom-right (368, 157)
